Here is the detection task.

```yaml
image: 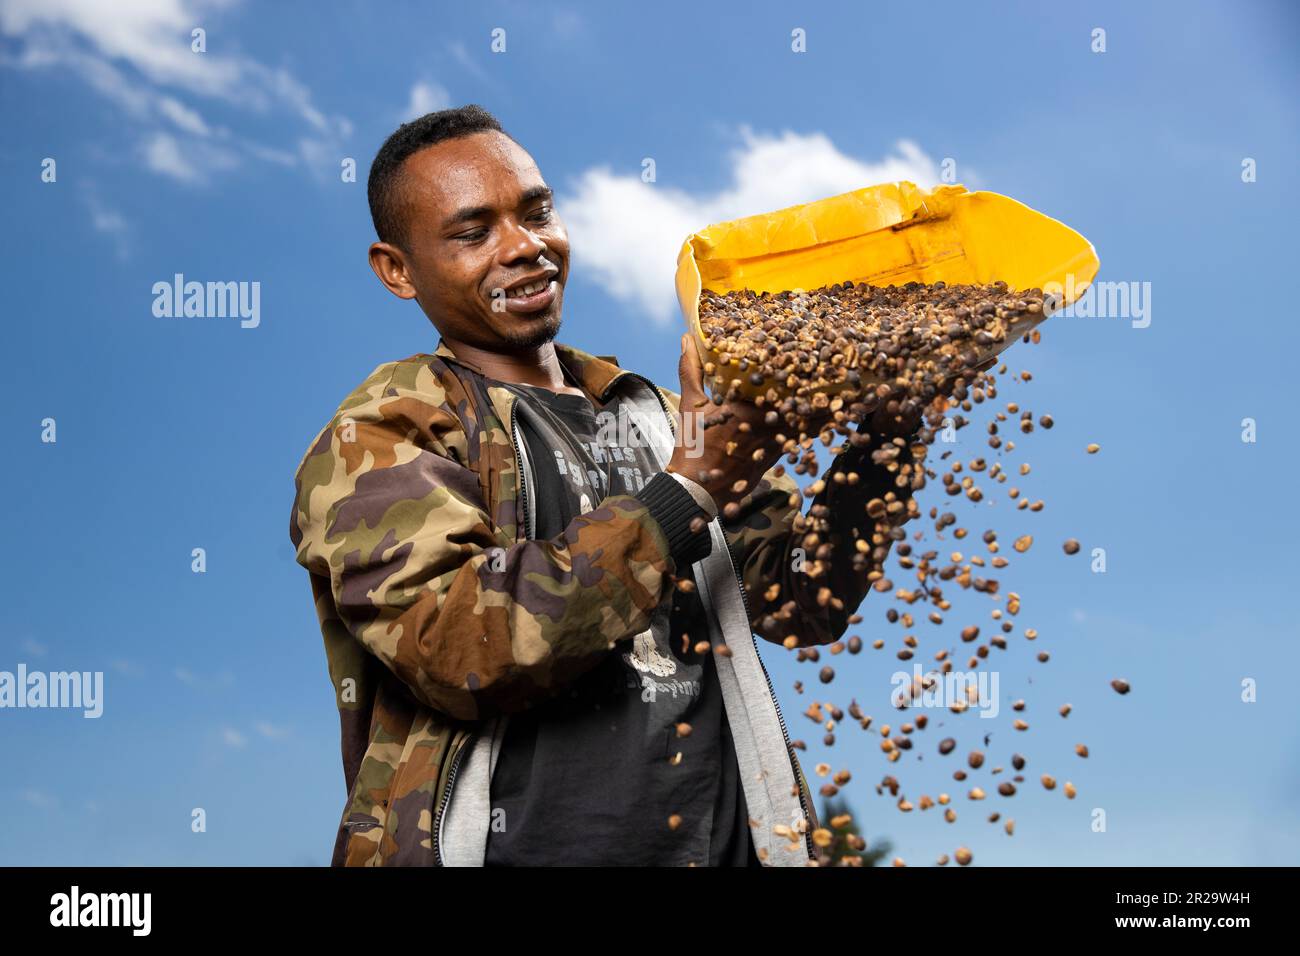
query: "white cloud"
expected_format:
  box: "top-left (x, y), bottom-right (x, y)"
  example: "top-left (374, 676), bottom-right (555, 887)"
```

top-left (255, 721), bottom-right (290, 739)
top-left (221, 727), bottom-right (247, 749)
top-left (0, 0), bottom-right (241, 95)
top-left (403, 80), bottom-right (450, 120)
top-left (141, 130), bottom-right (238, 183)
top-left (157, 95), bottom-right (209, 136)
top-left (0, 0), bottom-right (351, 183)
top-left (20, 788), bottom-right (56, 809)
top-left (560, 129), bottom-right (948, 324)
top-left (142, 131), bottom-right (199, 182)
top-left (19, 637), bottom-right (48, 657)
top-left (446, 41), bottom-right (489, 84)
top-left (82, 188), bottom-right (132, 259)
top-left (242, 141), bottom-right (298, 167)
top-left (174, 664), bottom-right (235, 688)
top-left (551, 9), bottom-right (584, 38)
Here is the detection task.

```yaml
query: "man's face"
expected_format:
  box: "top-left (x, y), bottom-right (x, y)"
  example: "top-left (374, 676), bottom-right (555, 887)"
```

top-left (373, 130), bottom-right (569, 352)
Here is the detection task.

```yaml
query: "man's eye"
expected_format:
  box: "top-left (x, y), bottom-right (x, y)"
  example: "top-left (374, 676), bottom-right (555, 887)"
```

top-left (455, 230), bottom-right (487, 242)
top-left (530, 206), bottom-right (553, 222)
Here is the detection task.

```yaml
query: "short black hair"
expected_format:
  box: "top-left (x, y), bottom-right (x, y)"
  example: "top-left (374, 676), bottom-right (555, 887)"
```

top-left (367, 104), bottom-right (513, 250)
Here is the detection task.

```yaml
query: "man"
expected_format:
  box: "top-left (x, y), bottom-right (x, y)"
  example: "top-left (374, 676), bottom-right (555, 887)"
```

top-left (289, 105), bottom-right (920, 866)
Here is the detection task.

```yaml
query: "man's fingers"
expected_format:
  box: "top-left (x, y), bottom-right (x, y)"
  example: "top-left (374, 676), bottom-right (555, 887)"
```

top-left (679, 334), bottom-right (707, 406)
top-left (680, 334), bottom-right (703, 379)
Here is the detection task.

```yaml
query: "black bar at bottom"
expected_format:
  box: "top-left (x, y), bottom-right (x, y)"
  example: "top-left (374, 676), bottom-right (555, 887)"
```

top-left (0, 865), bottom-right (1283, 940)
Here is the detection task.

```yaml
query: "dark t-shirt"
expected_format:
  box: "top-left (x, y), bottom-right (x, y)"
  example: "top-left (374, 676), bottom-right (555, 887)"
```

top-left (483, 379), bottom-right (757, 866)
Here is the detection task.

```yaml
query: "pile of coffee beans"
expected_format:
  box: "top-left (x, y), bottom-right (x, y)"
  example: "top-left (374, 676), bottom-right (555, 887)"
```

top-left (697, 279), bottom-right (1046, 439)
top-left (681, 279), bottom-right (1114, 867)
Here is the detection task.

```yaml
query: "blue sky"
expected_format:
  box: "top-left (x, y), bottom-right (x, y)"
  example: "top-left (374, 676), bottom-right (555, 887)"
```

top-left (1, 0), bottom-right (1297, 866)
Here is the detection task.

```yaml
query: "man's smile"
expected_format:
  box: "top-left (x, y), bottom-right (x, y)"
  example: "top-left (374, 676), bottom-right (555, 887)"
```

top-left (495, 264), bottom-right (561, 315)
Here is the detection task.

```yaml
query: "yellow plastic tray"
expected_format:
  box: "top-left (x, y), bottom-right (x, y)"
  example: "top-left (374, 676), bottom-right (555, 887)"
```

top-left (675, 181), bottom-right (1099, 400)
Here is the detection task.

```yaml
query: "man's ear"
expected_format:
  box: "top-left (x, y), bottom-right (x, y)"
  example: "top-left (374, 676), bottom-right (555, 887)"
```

top-left (368, 241), bottom-right (418, 299)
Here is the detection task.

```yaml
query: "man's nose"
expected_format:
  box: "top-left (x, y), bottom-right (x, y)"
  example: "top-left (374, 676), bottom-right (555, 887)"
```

top-left (499, 220), bottom-right (547, 264)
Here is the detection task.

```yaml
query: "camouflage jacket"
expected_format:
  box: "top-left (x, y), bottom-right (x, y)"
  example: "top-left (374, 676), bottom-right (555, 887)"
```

top-left (290, 337), bottom-right (910, 866)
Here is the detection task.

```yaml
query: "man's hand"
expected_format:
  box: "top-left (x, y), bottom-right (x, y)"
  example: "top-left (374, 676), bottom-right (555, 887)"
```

top-left (665, 334), bottom-right (784, 513)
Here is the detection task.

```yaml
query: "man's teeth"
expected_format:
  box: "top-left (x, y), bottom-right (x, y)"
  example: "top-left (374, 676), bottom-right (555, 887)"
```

top-left (507, 279), bottom-right (550, 297)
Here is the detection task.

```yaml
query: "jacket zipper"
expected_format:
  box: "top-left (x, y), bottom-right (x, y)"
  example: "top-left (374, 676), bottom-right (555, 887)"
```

top-left (627, 371), bottom-right (816, 862)
top-left (510, 398), bottom-right (534, 540)
top-left (432, 727), bottom-right (471, 866)
top-left (433, 396), bottom-right (529, 866)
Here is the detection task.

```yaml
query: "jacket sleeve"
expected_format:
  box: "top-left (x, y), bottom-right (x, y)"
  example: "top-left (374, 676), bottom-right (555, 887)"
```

top-left (290, 366), bottom-right (711, 722)
top-left (719, 427), bottom-right (920, 648)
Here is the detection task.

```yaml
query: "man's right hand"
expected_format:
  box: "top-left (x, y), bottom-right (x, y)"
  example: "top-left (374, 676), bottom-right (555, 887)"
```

top-left (665, 334), bottom-right (785, 515)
